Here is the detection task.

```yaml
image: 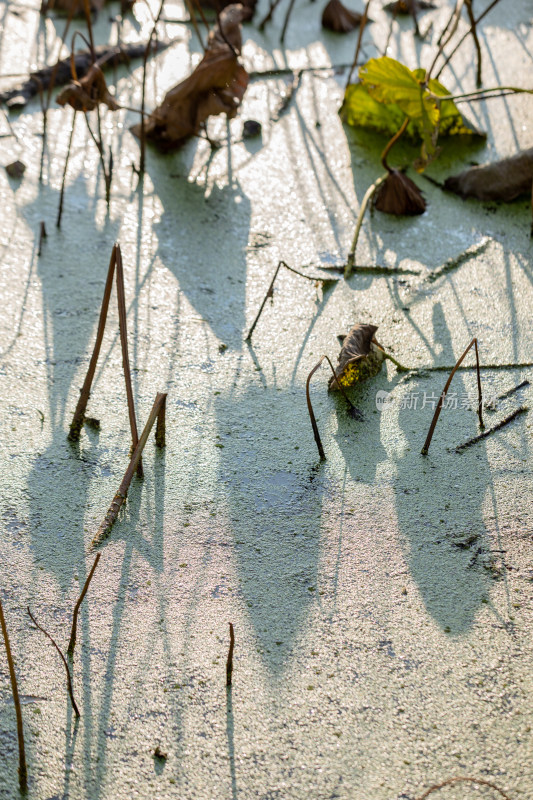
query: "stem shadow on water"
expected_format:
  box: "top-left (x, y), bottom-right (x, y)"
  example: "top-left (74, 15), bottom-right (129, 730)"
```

top-left (214, 386), bottom-right (326, 676)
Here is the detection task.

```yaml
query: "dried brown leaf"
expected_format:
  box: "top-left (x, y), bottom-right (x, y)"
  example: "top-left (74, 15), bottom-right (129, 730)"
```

top-left (321, 0), bottom-right (363, 33)
top-left (374, 169), bottom-right (426, 215)
top-left (44, 0), bottom-right (107, 15)
top-left (328, 323), bottom-right (385, 389)
top-left (56, 63), bottom-right (119, 112)
top-left (443, 147), bottom-right (533, 202)
top-left (132, 4), bottom-right (249, 150)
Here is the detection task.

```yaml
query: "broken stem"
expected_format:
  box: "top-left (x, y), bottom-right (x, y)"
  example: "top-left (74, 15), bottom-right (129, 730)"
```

top-left (421, 337), bottom-right (484, 455)
top-left (67, 553), bottom-right (101, 655)
top-left (455, 406), bottom-right (528, 453)
top-left (226, 622), bottom-right (234, 687)
top-left (68, 245), bottom-right (117, 441)
top-left (434, 0), bottom-right (502, 80)
top-left (91, 392), bottom-right (167, 548)
top-left (0, 598), bottom-right (27, 793)
top-left (416, 776), bottom-right (512, 800)
top-left (345, 173), bottom-right (387, 279)
top-left (280, 0), bottom-right (297, 43)
top-left (115, 245), bottom-right (143, 477)
top-left (27, 607), bottom-right (80, 717)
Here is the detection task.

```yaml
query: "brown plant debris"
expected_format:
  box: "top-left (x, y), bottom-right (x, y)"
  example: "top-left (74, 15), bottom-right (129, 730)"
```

top-left (328, 323), bottom-right (386, 389)
top-left (1, 42), bottom-right (167, 108)
top-left (5, 160), bottom-right (26, 178)
top-left (0, 598), bottom-right (27, 792)
top-left (384, 0), bottom-right (435, 14)
top-left (444, 147), bottom-right (533, 202)
top-left (57, 63), bottom-right (119, 112)
top-left (322, 0), bottom-right (363, 33)
top-left (374, 169), bottom-right (426, 215)
top-left (132, 4), bottom-right (250, 150)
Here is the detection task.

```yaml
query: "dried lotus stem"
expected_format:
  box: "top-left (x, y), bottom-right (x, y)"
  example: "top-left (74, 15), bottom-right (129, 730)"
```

top-left (67, 553), bottom-right (101, 655)
top-left (91, 392), bottom-right (167, 548)
top-left (421, 337), bottom-right (483, 455)
top-left (226, 622), bottom-right (234, 687)
top-left (0, 598), bottom-right (27, 792)
top-left (306, 354), bottom-right (360, 461)
top-left (415, 775), bottom-right (512, 800)
top-left (27, 607), bottom-right (80, 717)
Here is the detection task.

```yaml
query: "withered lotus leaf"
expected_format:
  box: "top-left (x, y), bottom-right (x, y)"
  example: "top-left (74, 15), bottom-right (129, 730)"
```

top-left (43, 0), bottom-right (107, 15)
top-left (200, 0), bottom-right (257, 18)
top-left (443, 147), bottom-right (533, 202)
top-left (56, 64), bottom-right (119, 112)
top-left (328, 323), bottom-right (385, 389)
top-left (374, 169), bottom-right (426, 215)
top-left (321, 0), bottom-right (363, 33)
top-left (132, 4), bottom-right (249, 151)
top-left (384, 0), bottom-right (435, 14)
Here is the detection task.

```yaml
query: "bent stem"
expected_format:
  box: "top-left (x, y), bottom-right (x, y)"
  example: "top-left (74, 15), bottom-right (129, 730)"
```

top-left (306, 354), bottom-right (360, 461)
top-left (416, 776), bottom-right (511, 800)
top-left (0, 598), bottom-right (27, 793)
top-left (345, 174), bottom-right (387, 279)
top-left (226, 622), bottom-right (234, 687)
top-left (421, 337), bottom-right (484, 455)
top-left (345, 0), bottom-right (371, 88)
top-left (27, 607), bottom-right (80, 717)
top-left (434, 0), bottom-right (502, 80)
top-left (380, 116), bottom-right (408, 172)
top-left (246, 261), bottom-right (334, 341)
top-left (67, 553), bottom-right (101, 655)
top-left (91, 392), bottom-right (167, 548)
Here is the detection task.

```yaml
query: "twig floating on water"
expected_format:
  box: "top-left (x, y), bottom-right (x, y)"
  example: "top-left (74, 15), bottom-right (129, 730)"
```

top-left (91, 392), bottom-right (167, 548)
top-left (67, 553), bottom-right (101, 655)
top-left (0, 598), bottom-right (27, 793)
top-left (27, 607), bottom-right (80, 717)
top-left (455, 406), bottom-right (528, 452)
top-left (226, 622), bottom-right (235, 687)
top-left (421, 337), bottom-right (484, 455)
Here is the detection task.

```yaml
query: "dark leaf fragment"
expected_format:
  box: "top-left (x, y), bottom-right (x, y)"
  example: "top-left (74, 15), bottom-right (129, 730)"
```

top-left (5, 160), bottom-right (26, 178)
top-left (322, 0), bottom-right (363, 32)
top-left (374, 169), bottom-right (426, 215)
top-left (328, 323), bottom-right (385, 389)
top-left (384, 0), bottom-right (435, 14)
top-left (443, 147), bottom-right (533, 202)
top-left (56, 63), bottom-right (119, 112)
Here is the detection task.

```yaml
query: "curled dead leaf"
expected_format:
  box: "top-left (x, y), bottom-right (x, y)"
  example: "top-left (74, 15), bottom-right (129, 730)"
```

top-left (56, 64), bottom-right (119, 112)
top-left (321, 0), bottom-right (363, 33)
top-left (132, 4), bottom-right (249, 151)
top-left (328, 323), bottom-right (385, 389)
top-left (374, 169), bottom-right (426, 215)
top-left (443, 147), bottom-right (533, 202)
